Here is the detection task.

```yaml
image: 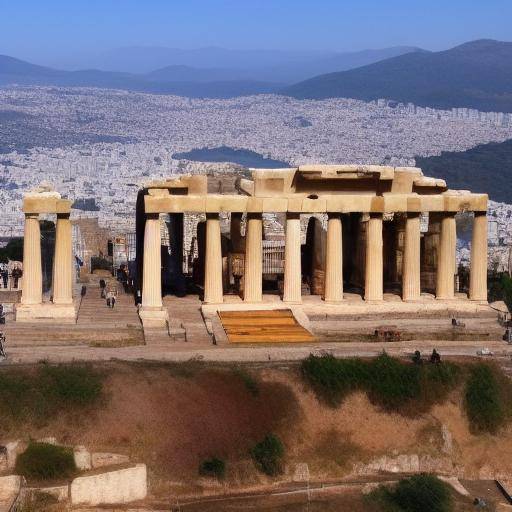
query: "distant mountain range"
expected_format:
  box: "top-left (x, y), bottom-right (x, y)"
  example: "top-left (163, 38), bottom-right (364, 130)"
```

top-left (0, 45), bottom-right (419, 98)
top-left (283, 40), bottom-right (512, 112)
top-left (54, 45), bottom-right (421, 82)
top-left (3, 40), bottom-right (512, 110)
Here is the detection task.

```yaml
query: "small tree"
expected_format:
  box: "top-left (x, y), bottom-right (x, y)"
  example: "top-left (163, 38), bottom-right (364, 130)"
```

top-left (251, 434), bottom-right (284, 476)
top-left (199, 457), bottom-right (226, 479)
top-left (369, 474), bottom-right (453, 512)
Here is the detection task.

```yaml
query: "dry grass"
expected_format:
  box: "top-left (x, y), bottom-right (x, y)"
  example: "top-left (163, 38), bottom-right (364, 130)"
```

top-left (2, 360), bottom-right (512, 500)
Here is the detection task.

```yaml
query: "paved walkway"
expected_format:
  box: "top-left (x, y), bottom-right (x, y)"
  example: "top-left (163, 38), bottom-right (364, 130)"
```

top-left (2, 338), bottom-right (511, 365)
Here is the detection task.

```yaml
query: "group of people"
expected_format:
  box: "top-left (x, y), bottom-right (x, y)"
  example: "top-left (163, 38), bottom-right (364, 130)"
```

top-left (0, 263), bottom-right (22, 290)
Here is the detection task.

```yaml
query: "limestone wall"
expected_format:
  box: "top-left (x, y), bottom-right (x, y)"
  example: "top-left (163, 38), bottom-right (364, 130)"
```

top-left (70, 463), bottom-right (147, 506)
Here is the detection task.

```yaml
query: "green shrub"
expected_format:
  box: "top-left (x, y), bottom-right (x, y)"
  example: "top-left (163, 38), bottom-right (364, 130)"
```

top-left (251, 434), bottom-right (284, 476)
top-left (417, 361), bottom-right (461, 412)
top-left (15, 442), bottom-right (76, 481)
top-left (370, 474), bottom-right (452, 512)
top-left (302, 353), bottom-right (464, 415)
top-left (199, 457), bottom-right (226, 479)
top-left (367, 353), bottom-right (420, 411)
top-left (301, 354), bottom-right (368, 406)
top-left (464, 363), bottom-right (509, 434)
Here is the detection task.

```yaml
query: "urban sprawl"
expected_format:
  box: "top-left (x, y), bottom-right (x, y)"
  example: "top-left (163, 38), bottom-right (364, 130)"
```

top-left (1, 86), bottom-right (511, 270)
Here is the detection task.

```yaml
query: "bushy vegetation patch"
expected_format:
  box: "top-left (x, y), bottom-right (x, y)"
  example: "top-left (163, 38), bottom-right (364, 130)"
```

top-left (199, 457), bottom-right (226, 479)
top-left (369, 474), bottom-right (453, 512)
top-left (302, 353), bottom-right (461, 414)
top-left (367, 353), bottom-right (420, 411)
top-left (301, 354), bottom-right (368, 406)
top-left (250, 434), bottom-right (285, 476)
top-left (464, 363), bottom-right (512, 434)
top-left (15, 442), bottom-right (76, 481)
top-left (0, 364), bottom-right (104, 429)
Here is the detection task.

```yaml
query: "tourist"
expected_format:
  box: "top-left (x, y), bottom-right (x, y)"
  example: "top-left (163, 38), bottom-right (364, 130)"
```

top-left (430, 349), bottom-right (441, 364)
top-left (99, 279), bottom-right (106, 298)
top-left (0, 265), bottom-right (8, 289)
top-left (106, 286), bottom-right (117, 309)
top-left (11, 265), bottom-right (22, 289)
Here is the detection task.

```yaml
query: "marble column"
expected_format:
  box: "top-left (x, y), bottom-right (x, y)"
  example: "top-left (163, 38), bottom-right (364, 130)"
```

top-left (21, 213), bottom-right (42, 305)
top-left (469, 212), bottom-right (488, 301)
top-left (324, 213), bottom-right (343, 303)
top-left (141, 215), bottom-right (163, 309)
top-left (283, 213), bottom-right (302, 303)
top-left (436, 212), bottom-right (456, 299)
top-left (365, 213), bottom-right (383, 302)
top-left (244, 213), bottom-right (263, 302)
top-left (52, 213), bottom-right (73, 305)
top-left (402, 212), bottom-right (421, 301)
top-left (204, 213), bottom-right (223, 304)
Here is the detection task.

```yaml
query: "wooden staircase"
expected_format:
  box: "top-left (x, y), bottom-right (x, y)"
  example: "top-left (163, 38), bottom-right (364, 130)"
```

top-left (219, 309), bottom-right (315, 343)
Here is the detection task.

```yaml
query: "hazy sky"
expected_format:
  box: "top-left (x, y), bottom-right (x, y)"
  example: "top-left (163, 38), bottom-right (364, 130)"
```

top-left (2, 0), bottom-right (512, 64)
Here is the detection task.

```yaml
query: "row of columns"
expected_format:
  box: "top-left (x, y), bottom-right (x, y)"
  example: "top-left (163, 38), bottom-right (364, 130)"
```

top-left (140, 210), bottom-right (488, 309)
top-left (21, 213), bottom-right (73, 306)
top-left (200, 210), bottom-right (488, 305)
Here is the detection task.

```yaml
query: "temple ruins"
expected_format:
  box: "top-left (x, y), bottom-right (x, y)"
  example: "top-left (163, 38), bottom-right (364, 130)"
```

top-left (14, 164), bottom-right (492, 344)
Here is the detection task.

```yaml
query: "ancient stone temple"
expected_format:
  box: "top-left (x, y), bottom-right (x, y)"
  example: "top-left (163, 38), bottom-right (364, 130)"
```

top-left (135, 165), bottom-right (488, 329)
top-left (16, 187), bottom-right (76, 322)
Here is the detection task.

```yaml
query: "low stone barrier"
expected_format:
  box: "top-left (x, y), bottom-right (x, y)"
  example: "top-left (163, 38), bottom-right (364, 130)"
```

top-left (0, 475), bottom-right (22, 512)
top-left (70, 464), bottom-right (147, 506)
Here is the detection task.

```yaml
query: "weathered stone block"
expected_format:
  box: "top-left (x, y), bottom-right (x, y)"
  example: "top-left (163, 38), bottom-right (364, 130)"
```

top-left (74, 446), bottom-right (92, 471)
top-left (70, 464), bottom-right (147, 506)
top-left (91, 452), bottom-right (130, 469)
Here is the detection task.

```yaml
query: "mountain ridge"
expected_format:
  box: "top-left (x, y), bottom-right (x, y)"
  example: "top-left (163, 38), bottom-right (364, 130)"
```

top-left (282, 39), bottom-right (512, 112)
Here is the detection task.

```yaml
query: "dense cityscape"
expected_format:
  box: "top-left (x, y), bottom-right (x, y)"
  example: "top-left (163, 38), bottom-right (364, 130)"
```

top-left (1, 85), bottom-right (512, 269)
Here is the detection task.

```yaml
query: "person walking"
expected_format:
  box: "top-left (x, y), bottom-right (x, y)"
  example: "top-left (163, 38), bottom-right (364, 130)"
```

top-left (11, 265), bottom-right (22, 289)
top-left (99, 279), bottom-right (106, 298)
top-left (0, 265), bottom-right (8, 289)
top-left (106, 287), bottom-right (117, 309)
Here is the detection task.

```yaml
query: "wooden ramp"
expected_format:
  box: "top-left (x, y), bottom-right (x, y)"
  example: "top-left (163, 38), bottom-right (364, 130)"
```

top-left (219, 309), bottom-right (315, 343)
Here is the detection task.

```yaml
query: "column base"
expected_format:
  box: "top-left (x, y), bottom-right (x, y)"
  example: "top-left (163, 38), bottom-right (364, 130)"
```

top-left (469, 298), bottom-right (488, 304)
top-left (436, 296), bottom-right (457, 301)
top-left (16, 303), bottom-right (76, 323)
top-left (323, 298), bottom-right (344, 305)
top-left (139, 307), bottom-right (169, 329)
top-left (283, 299), bottom-right (302, 305)
top-left (364, 299), bottom-right (384, 304)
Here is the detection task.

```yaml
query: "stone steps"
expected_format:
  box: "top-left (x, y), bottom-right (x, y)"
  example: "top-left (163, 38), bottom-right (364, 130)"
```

top-left (5, 284), bottom-right (144, 347)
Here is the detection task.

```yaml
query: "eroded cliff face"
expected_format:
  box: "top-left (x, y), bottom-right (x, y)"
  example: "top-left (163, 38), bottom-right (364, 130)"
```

top-left (1, 361), bottom-right (511, 496)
